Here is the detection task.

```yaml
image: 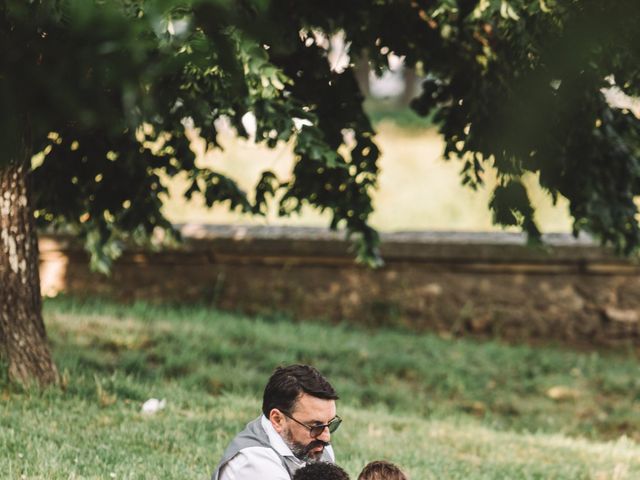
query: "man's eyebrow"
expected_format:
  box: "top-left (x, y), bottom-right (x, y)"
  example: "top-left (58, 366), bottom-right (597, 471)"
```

top-left (299, 418), bottom-right (323, 424)
top-left (307, 416), bottom-right (336, 424)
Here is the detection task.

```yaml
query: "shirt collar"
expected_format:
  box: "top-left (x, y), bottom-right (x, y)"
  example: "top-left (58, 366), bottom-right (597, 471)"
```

top-left (261, 415), bottom-right (299, 459)
top-left (260, 415), bottom-right (335, 463)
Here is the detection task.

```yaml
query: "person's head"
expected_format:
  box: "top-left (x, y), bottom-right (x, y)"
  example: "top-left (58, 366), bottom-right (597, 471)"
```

top-left (263, 364), bottom-right (340, 463)
top-left (292, 462), bottom-right (350, 480)
top-left (358, 461), bottom-right (408, 480)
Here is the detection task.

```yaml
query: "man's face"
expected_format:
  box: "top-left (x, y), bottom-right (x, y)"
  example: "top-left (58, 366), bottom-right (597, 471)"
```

top-left (277, 393), bottom-right (337, 462)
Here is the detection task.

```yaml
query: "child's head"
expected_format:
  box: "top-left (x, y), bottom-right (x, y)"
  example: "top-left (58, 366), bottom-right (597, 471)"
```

top-left (358, 461), bottom-right (408, 480)
top-left (293, 462), bottom-right (350, 480)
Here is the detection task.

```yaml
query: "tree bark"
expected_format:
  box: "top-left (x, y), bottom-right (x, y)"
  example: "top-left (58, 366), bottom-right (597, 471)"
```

top-left (0, 138), bottom-right (58, 387)
top-left (400, 67), bottom-right (418, 107)
top-left (353, 51), bottom-right (371, 97)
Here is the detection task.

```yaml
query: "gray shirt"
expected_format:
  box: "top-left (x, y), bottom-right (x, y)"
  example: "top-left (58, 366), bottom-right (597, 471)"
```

top-left (213, 415), bottom-right (335, 480)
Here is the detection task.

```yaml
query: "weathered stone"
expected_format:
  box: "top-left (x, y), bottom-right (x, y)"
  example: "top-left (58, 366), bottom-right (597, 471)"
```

top-left (604, 307), bottom-right (639, 324)
top-left (469, 314), bottom-right (493, 333)
top-left (38, 225), bottom-right (640, 347)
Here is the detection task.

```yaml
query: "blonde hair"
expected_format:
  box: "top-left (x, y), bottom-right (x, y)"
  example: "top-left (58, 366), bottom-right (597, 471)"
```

top-left (358, 461), bottom-right (408, 480)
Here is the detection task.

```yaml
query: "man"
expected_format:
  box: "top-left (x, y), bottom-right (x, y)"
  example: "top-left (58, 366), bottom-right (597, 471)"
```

top-left (212, 364), bottom-right (342, 480)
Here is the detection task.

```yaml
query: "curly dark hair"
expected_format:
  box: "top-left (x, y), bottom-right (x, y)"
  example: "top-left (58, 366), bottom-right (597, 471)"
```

top-left (358, 461), bottom-right (408, 480)
top-left (262, 364), bottom-right (338, 417)
top-left (293, 462), bottom-right (350, 480)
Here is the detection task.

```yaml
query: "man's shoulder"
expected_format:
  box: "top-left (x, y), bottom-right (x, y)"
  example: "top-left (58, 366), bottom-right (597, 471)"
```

top-left (228, 446), bottom-right (284, 465)
top-left (219, 446), bottom-right (289, 480)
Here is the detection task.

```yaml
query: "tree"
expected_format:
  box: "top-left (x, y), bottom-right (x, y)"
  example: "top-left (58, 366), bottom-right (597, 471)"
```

top-left (1, 0), bottom-right (639, 386)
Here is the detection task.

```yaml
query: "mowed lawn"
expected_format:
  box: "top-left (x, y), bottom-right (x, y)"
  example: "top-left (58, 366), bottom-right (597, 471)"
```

top-left (2, 299), bottom-right (639, 479)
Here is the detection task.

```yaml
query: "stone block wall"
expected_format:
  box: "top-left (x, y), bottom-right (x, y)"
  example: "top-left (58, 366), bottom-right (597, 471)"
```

top-left (39, 225), bottom-right (640, 346)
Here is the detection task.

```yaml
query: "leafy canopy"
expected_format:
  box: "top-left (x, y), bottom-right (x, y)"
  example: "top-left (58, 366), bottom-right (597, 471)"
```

top-left (2, 0), bottom-right (640, 270)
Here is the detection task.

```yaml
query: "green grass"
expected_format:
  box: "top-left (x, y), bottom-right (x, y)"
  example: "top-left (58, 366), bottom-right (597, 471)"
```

top-left (2, 298), bottom-right (639, 479)
top-left (364, 99), bottom-right (435, 130)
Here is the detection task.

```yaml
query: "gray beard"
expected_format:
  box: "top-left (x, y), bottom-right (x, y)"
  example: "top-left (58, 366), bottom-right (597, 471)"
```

top-left (283, 428), bottom-right (328, 463)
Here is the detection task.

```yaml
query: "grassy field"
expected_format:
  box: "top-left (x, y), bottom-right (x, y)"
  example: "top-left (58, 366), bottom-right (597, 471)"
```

top-left (2, 298), bottom-right (639, 479)
top-left (162, 123), bottom-right (574, 234)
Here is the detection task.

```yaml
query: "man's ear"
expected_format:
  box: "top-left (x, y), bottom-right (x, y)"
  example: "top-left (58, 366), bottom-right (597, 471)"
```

top-left (269, 409), bottom-right (286, 433)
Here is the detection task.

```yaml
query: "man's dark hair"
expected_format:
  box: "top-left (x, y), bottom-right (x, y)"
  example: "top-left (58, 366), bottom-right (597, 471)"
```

top-left (358, 461), bottom-right (408, 480)
top-left (293, 462), bottom-right (350, 480)
top-left (262, 364), bottom-right (338, 417)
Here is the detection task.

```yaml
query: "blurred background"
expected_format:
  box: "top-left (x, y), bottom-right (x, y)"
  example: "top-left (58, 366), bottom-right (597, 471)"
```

top-left (163, 58), bottom-right (574, 234)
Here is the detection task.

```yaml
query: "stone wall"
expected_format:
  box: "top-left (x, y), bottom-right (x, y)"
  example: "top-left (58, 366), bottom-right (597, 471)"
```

top-left (39, 224), bottom-right (640, 346)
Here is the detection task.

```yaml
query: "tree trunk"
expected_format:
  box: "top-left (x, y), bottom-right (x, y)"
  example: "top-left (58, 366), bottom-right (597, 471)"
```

top-left (0, 140), bottom-right (58, 387)
top-left (400, 67), bottom-right (418, 107)
top-left (353, 51), bottom-right (371, 97)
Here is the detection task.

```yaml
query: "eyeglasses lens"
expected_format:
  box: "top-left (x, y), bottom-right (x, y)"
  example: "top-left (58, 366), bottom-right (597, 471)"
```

top-left (328, 417), bottom-right (341, 433)
top-left (307, 416), bottom-right (342, 437)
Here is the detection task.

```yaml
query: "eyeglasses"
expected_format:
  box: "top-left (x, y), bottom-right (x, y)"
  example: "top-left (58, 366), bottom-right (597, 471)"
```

top-left (281, 411), bottom-right (342, 438)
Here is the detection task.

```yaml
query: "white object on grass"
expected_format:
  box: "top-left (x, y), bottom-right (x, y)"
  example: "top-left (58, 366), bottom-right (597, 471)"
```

top-left (141, 398), bottom-right (166, 415)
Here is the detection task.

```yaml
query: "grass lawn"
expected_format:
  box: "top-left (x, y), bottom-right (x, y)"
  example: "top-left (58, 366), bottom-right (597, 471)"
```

top-left (2, 298), bottom-right (639, 479)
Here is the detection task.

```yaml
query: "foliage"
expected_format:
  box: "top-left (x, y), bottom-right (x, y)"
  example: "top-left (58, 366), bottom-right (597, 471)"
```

top-left (2, 299), bottom-right (640, 478)
top-left (2, 0), bottom-right (640, 269)
top-left (1, 0), bottom-right (380, 271)
top-left (404, 0), bottom-right (640, 251)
